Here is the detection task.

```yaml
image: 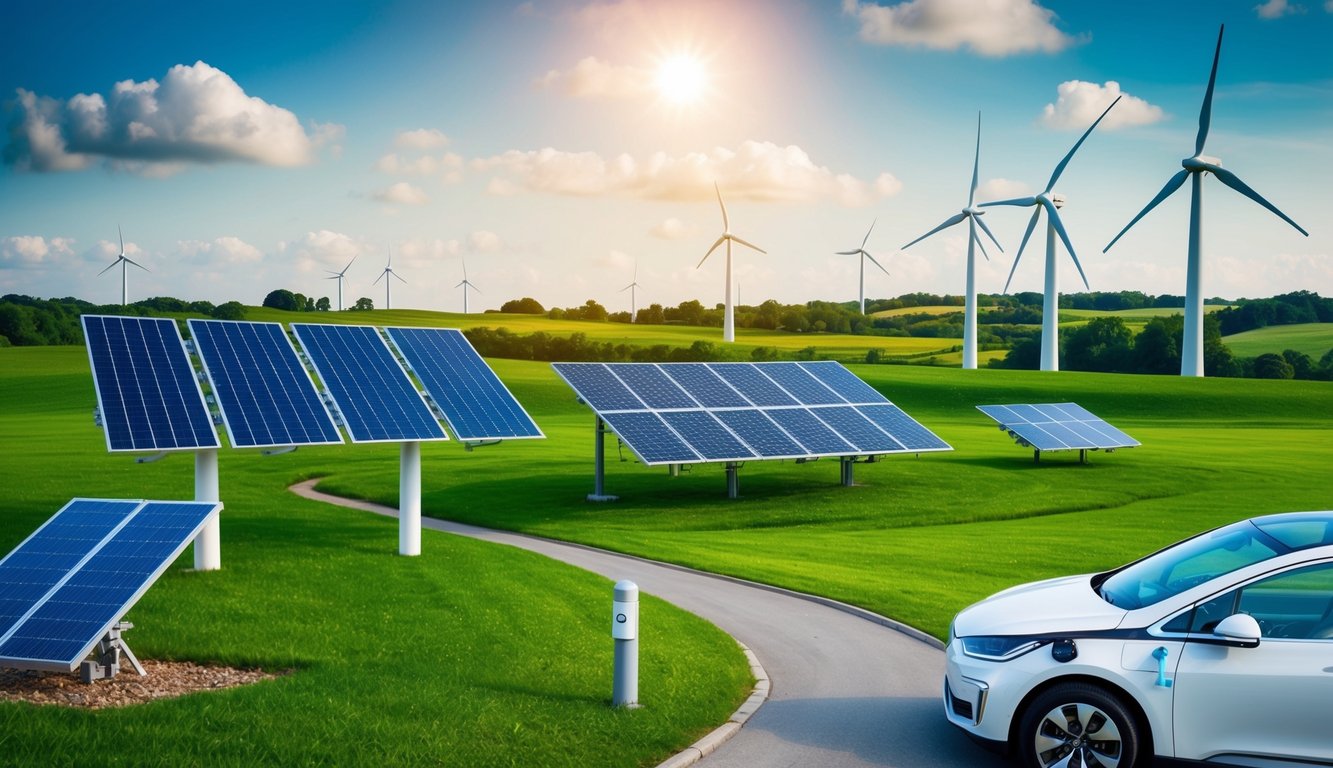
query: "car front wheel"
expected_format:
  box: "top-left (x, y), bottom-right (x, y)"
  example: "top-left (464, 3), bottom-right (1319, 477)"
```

top-left (1018, 682), bottom-right (1140, 768)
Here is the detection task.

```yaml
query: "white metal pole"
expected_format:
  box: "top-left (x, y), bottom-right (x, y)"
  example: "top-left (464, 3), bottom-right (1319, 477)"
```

top-left (612, 580), bottom-right (639, 708)
top-left (963, 220), bottom-right (978, 370)
top-left (858, 253), bottom-right (866, 316)
top-left (723, 242), bottom-right (734, 343)
top-left (1182, 174), bottom-right (1205, 377)
top-left (1040, 222), bottom-right (1059, 372)
top-left (193, 448), bottom-right (221, 571)
top-left (399, 441), bottom-right (421, 556)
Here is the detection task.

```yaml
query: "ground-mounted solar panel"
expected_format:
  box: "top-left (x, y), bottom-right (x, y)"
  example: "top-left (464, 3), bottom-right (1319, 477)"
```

top-left (82, 315), bottom-right (219, 452)
top-left (660, 410), bottom-right (755, 462)
top-left (188, 320), bottom-right (343, 448)
top-left (598, 411), bottom-right (700, 465)
top-left (977, 403), bottom-right (1140, 454)
top-left (0, 499), bottom-right (220, 673)
top-left (856, 404), bottom-right (951, 451)
top-left (707, 364), bottom-right (799, 407)
top-left (606, 364), bottom-right (697, 410)
top-left (713, 409), bottom-right (808, 459)
top-left (799, 361), bottom-right (889, 405)
top-left (756, 362), bottom-right (846, 405)
top-left (385, 327), bottom-right (543, 442)
top-left (291, 324), bottom-right (447, 444)
top-left (660, 363), bottom-right (749, 408)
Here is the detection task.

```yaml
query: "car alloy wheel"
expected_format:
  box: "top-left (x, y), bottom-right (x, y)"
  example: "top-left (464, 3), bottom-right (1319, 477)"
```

top-left (1020, 682), bottom-right (1139, 768)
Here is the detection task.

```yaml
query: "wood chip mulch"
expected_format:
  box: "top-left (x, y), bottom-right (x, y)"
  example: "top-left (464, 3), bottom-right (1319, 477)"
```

top-left (0, 661), bottom-right (288, 709)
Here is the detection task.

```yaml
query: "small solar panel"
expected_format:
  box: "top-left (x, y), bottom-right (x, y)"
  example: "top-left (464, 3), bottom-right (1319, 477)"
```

top-left (82, 315), bottom-right (219, 452)
top-left (977, 403), bottom-right (1140, 452)
top-left (386, 327), bottom-right (543, 442)
top-left (599, 411), bottom-right (700, 465)
top-left (0, 499), bottom-right (220, 672)
top-left (188, 320), bottom-right (343, 448)
top-left (291, 324), bottom-right (447, 443)
top-left (551, 364), bottom-right (646, 412)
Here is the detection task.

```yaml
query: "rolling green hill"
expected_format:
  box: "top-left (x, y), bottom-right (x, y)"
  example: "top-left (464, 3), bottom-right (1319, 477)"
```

top-left (1222, 322), bottom-right (1333, 359)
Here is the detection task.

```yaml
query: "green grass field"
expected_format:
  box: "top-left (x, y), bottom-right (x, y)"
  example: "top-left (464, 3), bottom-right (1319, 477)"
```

top-left (1222, 322), bottom-right (1333, 360)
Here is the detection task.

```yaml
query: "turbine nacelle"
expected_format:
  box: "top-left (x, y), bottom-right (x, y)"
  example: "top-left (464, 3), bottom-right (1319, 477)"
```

top-left (1183, 155), bottom-right (1223, 172)
top-left (1047, 192), bottom-right (1066, 209)
top-left (963, 206), bottom-right (985, 217)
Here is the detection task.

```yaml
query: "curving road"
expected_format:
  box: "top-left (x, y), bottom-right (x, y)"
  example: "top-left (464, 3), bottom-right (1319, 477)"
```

top-left (292, 481), bottom-right (1009, 768)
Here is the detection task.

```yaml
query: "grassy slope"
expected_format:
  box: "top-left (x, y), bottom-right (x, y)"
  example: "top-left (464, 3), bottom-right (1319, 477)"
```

top-left (1222, 322), bottom-right (1333, 359)
top-left (0, 348), bottom-right (750, 767)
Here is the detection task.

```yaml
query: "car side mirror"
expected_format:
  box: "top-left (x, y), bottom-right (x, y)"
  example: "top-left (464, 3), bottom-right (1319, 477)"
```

top-left (1213, 613), bottom-right (1261, 648)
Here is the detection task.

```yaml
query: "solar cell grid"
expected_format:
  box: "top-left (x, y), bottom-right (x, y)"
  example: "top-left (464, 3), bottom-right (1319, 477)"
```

top-left (713, 409), bottom-right (807, 458)
top-left (551, 363), bottom-right (646, 411)
top-left (763, 408), bottom-right (856, 456)
top-left (598, 411), bottom-right (699, 465)
top-left (758, 363), bottom-right (846, 405)
top-left (659, 364), bottom-right (749, 408)
top-left (707, 364), bottom-right (798, 406)
top-left (977, 402), bottom-right (1139, 452)
top-left (810, 406), bottom-right (905, 452)
top-left (856, 405), bottom-right (951, 451)
top-left (606, 364), bottom-right (696, 410)
top-left (659, 411), bottom-right (754, 461)
top-left (799, 361), bottom-right (888, 404)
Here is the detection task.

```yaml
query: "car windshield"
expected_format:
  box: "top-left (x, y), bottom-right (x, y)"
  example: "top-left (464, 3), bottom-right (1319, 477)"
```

top-left (1097, 520), bottom-right (1291, 610)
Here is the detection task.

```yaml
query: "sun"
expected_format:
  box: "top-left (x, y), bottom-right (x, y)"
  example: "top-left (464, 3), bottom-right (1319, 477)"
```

top-left (655, 54), bottom-right (707, 106)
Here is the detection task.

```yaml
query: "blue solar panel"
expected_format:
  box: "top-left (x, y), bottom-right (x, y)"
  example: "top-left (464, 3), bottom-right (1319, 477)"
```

top-left (763, 408), bottom-right (856, 455)
top-left (606, 364), bottom-right (697, 409)
top-left (758, 363), bottom-right (846, 405)
top-left (659, 364), bottom-right (749, 408)
top-left (799, 361), bottom-right (888, 404)
top-left (810, 406), bottom-right (905, 452)
top-left (386, 327), bottom-right (543, 441)
top-left (708, 364), bottom-right (798, 407)
top-left (856, 405), bottom-right (951, 451)
top-left (291, 324), bottom-right (447, 443)
top-left (551, 364), bottom-right (646, 411)
top-left (659, 411), bottom-right (755, 461)
top-left (0, 500), bottom-right (220, 671)
top-left (713, 409), bottom-right (807, 458)
top-left (599, 411), bottom-right (700, 465)
top-left (82, 315), bottom-right (219, 452)
top-left (188, 320), bottom-right (343, 448)
top-left (977, 403), bottom-right (1139, 452)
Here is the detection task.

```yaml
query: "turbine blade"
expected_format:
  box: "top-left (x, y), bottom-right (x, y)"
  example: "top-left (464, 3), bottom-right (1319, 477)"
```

top-left (698, 236), bottom-right (726, 268)
top-left (1103, 170), bottom-right (1190, 252)
top-left (97, 260), bottom-right (120, 276)
top-left (341, 256), bottom-right (357, 275)
top-left (715, 182), bottom-right (728, 232)
top-left (974, 215), bottom-right (1005, 253)
top-left (117, 225), bottom-right (125, 256)
top-left (1045, 95), bottom-right (1121, 193)
top-left (861, 218), bottom-right (876, 250)
top-left (1197, 25), bottom-right (1224, 156)
top-left (393, 272), bottom-right (407, 284)
top-left (1003, 208), bottom-right (1043, 293)
top-left (730, 235), bottom-right (766, 254)
top-left (969, 111), bottom-right (981, 208)
top-left (1042, 202), bottom-right (1089, 290)
top-left (455, 280), bottom-right (465, 289)
top-left (980, 196), bottom-right (1037, 208)
top-left (373, 271), bottom-right (386, 285)
top-left (123, 257), bottom-right (149, 272)
top-left (866, 252), bottom-right (889, 276)
top-left (900, 212), bottom-right (967, 250)
top-left (973, 232), bottom-right (990, 263)
top-left (1212, 167), bottom-right (1309, 237)
top-left (835, 249), bottom-right (861, 256)
top-left (620, 283), bottom-right (632, 292)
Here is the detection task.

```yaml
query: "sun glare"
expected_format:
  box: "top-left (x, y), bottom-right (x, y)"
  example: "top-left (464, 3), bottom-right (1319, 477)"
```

top-left (655, 54), bottom-right (707, 106)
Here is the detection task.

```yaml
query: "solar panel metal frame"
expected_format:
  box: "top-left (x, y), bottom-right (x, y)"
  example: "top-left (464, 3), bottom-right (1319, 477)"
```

top-left (82, 315), bottom-right (220, 453)
top-left (188, 319), bottom-right (344, 449)
top-left (976, 402), bottom-right (1140, 452)
top-left (290, 323), bottom-right (449, 444)
top-left (0, 499), bottom-right (221, 673)
top-left (383, 327), bottom-right (544, 442)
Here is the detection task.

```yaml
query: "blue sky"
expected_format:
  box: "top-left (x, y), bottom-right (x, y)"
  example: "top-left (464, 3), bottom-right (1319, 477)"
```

top-left (2, 0), bottom-right (1329, 312)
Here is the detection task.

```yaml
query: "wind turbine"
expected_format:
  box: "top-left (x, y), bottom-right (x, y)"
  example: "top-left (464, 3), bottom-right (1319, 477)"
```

top-left (373, 244), bottom-right (406, 310)
top-left (1104, 25), bottom-right (1307, 377)
top-left (620, 262), bottom-right (641, 322)
top-left (96, 226), bottom-right (148, 306)
top-left (456, 256), bottom-right (480, 314)
top-left (837, 220), bottom-right (889, 316)
top-left (900, 113), bottom-right (1004, 370)
top-left (324, 256), bottom-right (356, 311)
top-left (699, 183), bottom-right (765, 343)
top-left (982, 96), bottom-right (1121, 372)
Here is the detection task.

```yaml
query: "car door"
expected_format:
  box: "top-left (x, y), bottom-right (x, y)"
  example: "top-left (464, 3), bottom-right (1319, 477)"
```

top-left (1171, 561), bottom-right (1333, 762)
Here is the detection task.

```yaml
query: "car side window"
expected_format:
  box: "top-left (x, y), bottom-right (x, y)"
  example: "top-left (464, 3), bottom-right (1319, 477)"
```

top-left (1236, 563), bottom-right (1333, 640)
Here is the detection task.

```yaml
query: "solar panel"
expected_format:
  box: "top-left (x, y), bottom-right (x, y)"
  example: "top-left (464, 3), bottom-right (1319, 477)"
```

top-left (552, 364), bottom-right (646, 411)
top-left (977, 403), bottom-right (1140, 452)
top-left (606, 364), bottom-right (697, 409)
top-left (659, 364), bottom-right (748, 408)
top-left (799, 361), bottom-right (889, 404)
top-left (82, 315), bottom-right (219, 452)
top-left (755, 362), bottom-right (846, 405)
top-left (0, 499), bottom-right (220, 672)
top-left (188, 320), bottom-right (343, 448)
top-left (291, 324), bottom-right (447, 443)
top-left (763, 408), bottom-right (856, 455)
top-left (707, 364), bottom-right (798, 407)
top-left (856, 404), bottom-right (951, 451)
top-left (713, 409), bottom-right (807, 459)
top-left (599, 411), bottom-right (700, 465)
top-left (384, 327), bottom-right (543, 441)
top-left (660, 411), bottom-right (755, 461)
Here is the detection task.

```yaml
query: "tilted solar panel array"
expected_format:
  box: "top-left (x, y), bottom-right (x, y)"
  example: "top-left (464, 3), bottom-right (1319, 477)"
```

top-left (189, 319), bottom-right (343, 448)
top-left (385, 327), bottom-right (543, 441)
top-left (0, 499), bottom-right (221, 672)
top-left (82, 315), bottom-right (219, 452)
top-left (976, 403), bottom-right (1140, 451)
top-left (552, 361), bottom-right (950, 466)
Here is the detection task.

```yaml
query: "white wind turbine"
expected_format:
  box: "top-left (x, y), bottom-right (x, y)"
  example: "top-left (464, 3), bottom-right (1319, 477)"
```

top-left (97, 226), bottom-right (148, 306)
top-left (373, 244), bottom-right (406, 310)
top-left (620, 262), bottom-right (642, 323)
top-left (456, 256), bottom-right (480, 314)
top-left (982, 96), bottom-right (1121, 372)
top-left (324, 256), bottom-right (356, 311)
top-left (1104, 25), bottom-right (1307, 377)
top-left (837, 219), bottom-right (889, 316)
top-left (900, 113), bottom-right (1004, 370)
top-left (699, 183), bottom-right (765, 343)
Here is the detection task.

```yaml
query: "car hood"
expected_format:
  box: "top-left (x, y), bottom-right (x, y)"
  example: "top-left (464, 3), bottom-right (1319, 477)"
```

top-left (953, 574), bottom-right (1128, 637)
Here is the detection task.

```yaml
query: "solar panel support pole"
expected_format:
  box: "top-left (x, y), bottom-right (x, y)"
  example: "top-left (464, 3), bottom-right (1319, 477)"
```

top-left (193, 448), bottom-right (221, 571)
top-left (588, 417), bottom-right (618, 502)
top-left (400, 441), bottom-right (422, 556)
top-left (726, 463), bottom-right (740, 499)
top-left (840, 456), bottom-right (855, 487)
top-left (668, 464), bottom-right (680, 478)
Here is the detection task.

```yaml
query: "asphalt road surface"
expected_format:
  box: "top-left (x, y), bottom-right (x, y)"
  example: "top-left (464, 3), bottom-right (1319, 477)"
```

top-left (292, 481), bottom-right (1011, 768)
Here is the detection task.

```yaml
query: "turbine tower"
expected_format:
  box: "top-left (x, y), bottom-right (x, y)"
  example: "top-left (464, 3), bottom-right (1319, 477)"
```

top-left (699, 183), bottom-right (765, 343)
top-left (456, 256), bottom-right (480, 314)
top-left (1104, 25), bottom-right (1307, 377)
top-left (620, 262), bottom-right (641, 322)
top-left (373, 244), bottom-right (406, 310)
top-left (97, 226), bottom-right (148, 306)
top-left (982, 96), bottom-right (1121, 372)
top-left (837, 219), bottom-right (889, 316)
top-left (324, 256), bottom-right (356, 311)
top-left (900, 114), bottom-right (1004, 370)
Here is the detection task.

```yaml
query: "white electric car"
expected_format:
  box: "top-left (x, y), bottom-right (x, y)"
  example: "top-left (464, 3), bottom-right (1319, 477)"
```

top-left (944, 511), bottom-right (1333, 768)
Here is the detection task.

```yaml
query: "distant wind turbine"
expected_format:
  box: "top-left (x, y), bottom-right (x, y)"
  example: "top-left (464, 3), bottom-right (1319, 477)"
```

top-left (837, 219), bottom-right (889, 316)
top-left (1103, 25), bottom-right (1307, 377)
top-left (324, 256), bottom-right (356, 311)
top-left (456, 256), bottom-right (480, 314)
top-left (900, 114), bottom-right (1003, 370)
top-left (699, 183), bottom-right (765, 343)
top-left (620, 262), bottom-right (641, 323)
top-left (373, 244), bottom-right (406, 310)
top-left (97, 226), bottom-right (148, 306)
top-left (982, 96), bottom-right (1121, 372)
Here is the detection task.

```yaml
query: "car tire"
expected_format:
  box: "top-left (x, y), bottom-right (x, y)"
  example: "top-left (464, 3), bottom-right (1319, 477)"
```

top-left (1018, 682), bottom-right (1140, 768)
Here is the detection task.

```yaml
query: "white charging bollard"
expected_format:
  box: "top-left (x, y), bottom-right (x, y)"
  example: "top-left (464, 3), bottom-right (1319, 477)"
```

top-left (612, 579), bottom-right (639, 708)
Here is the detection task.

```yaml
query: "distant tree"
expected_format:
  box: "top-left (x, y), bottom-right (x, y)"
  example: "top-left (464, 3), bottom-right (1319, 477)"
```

top-left (1132, 315), bottom-right (1183, 375)
top-left (668, 299), bottom-right (705, 326)
top-left (293, 292), bottom-right (308, 312)
top-left (750, 346), bottom-right (780, 362)
top-left (212, 301), bottom-right (246, 320)
top-left (780, 310), bottom-right (808, 333)
top-left (608, 311), bottom-right (632, 323)
top-left (352, 297), bottom-right (374, 311)
top-left (1203, 315), bottom-right (1240, 376)
top-left (263, 289), bottom-right (299, 311)
top-left (636, 303), bottom-right (665, 324)
top-left (304, 296), bottom-right (316, 312)
top-left (1064, 317), bottom-right (1132, 372)
top-left (500, 297), bottom-right (545, 314)
top-left (1282, 349), bottom-right (1315, 380)
top-left (576, 299), bottom-right (608, 321)
top-left (316, 297), bottom-right (331, 312)
top-left (1253, 353), bottom-right (1294, 379)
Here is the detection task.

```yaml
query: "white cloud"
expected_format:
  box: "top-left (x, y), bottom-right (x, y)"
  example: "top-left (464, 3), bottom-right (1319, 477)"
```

top-left (842, 0), bottom-right (1079, 56)
top-left (394, 128), bottom-right (450, 149)
top-left (535, 56), bottom-right (650, 100)
top-left (1255, 0), bottom-right (1306, 18)
top-left (976, 178), bottom-right (1032, 202)
top-left (650, 218), bottom-right (693, 240)
top-left (469, 230), bottom-right (505, 253)
top-left (176, 236), bottom-right (263, 265)
top-left (281, 230), bottom-right (368, 274)
top-left (374, 151), bottom-right (464, 182)
top-left (1040, 81), bottom-right (1165, 131)
top-left (472, 140), bottom-right (901, 206)
top-left (373, 181), bottom-right (430, 205)
top-left (1, 235), bottom-right (76, 267)
top-left (4, 62), bottom-right (323, 175)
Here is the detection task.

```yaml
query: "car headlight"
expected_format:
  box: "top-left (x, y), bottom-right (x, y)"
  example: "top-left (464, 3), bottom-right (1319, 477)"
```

top-left (960, 636), bottom-right (1044, 661)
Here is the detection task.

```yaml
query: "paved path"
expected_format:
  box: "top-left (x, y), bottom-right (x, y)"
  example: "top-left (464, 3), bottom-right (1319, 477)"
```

top-left (291, 481), bottom-right (1008, 768)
